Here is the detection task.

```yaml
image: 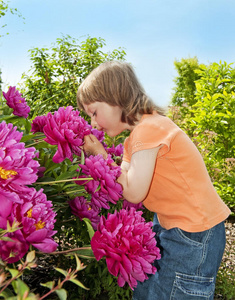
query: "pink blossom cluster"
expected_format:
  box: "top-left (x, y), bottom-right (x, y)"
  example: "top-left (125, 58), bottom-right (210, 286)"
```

top-left (2, 86), bottom-right (30, 118)
top-left (69, 196), bottom-right (100, 230)
top-left (76, 154), bottom-right (123, 210)
top-left (91, 208), bottom-right (161, 290)
top-left (0, 187), bottom-right (57, 263)
top-left (31, 106), bottom-right (106, 163)
top-left (71, 154), bottom-right (123, 229)
top-left (106, 144), bottom-right (124, 158)
top-left (0, 122), bottom-right (39, 202)
top-left (43, 106), bottom-right (91, 163)
top-left (105, 143), bottom-right (124, 166)
top-left (122, 199), bottom-right (144, 211)
top-left (0, 121), bottom-right (58, 263)
top-left (31, 115), bottom-right (47, 134)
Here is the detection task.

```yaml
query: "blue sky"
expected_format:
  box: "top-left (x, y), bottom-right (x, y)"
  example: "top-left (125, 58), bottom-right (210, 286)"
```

top-left (0, 0), bottom-right (235, 107)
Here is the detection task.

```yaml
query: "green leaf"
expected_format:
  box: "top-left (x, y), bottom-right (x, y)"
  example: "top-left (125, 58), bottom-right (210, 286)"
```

top-left (0, 288), bottom-right (15, 298)
top-left (11, 278), bottom-right (29, 297)
top-left (55, 268), bottom-right (68, 277)
top-left (108, 274), bottom-right (113, 285)
top-left (29, 141), bottom-right (49, 149)
top-left (26, 250), bottom-right (35, 263)
top-left (0, 115), bottom-right (19, 122)
top-left (1, 296), bottom-right (17, 300)
top-left (0, 236), bottom-right (14, 242)
top-left (55, 288), bottom-right (67, 300)
top-left (80, 150), bottom-right (85, 165)
top-left (20, 133), bottom-right (38, 143)
top-left (24, 118), bottom-right (32, 133)
top-left (69, 278), bottom-right (89, 290)
top-left (41, 281), bottom-right (55, 290)
top-left (74, 254), bottom-right (86, 271)
top-left (83, 218), bottom-right (95, 240)
top-left (69, 164), bottom-right (80, 173)
top-left (56, 171), bottom-right (75, 181)
top-left (25, 293), bottom-right (40, 300)
top-left (73, 247), bottom-right (95, 259)
top-left (8, 268), bottom-right (20, 278)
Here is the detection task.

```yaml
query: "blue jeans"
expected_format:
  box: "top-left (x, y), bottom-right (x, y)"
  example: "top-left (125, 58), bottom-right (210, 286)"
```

top-left (133, 214), bottom-right (226, 300)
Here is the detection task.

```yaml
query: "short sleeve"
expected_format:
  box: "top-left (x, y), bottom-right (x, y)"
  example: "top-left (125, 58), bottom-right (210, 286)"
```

top-left (127, 115), bottom-right (180, 158)
top-left (123, 137), bottom-right (131, 163)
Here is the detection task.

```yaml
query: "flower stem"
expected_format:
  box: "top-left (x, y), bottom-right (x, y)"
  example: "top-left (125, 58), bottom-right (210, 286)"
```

top-left (42, 246), bottom-right (92, 255)
top-left (26, 139), bottom-right (45, 147)
top-left (34, 177), bottom-right (92, 185)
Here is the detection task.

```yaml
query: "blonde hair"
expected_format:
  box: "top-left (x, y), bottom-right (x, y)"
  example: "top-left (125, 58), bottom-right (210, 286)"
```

top-left (77, 61), bottom-right (165, 125)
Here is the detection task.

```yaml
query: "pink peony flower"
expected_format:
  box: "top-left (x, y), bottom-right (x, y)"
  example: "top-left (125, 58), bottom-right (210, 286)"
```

top-left (37, 166), bottom-right (46, 178)
top-left (0, 187), bottom-right (58, 263)
top-left (91, 208), bottom-right (161, 290)
top-left (69, 196), bottom-right (100, 230)
top-left (2, 86), bottom-right (30, 118)
top-left (31, 115), bottom-right (47, 134)
top-left (122, 199), bottom-right (144, 211)
top-left (105, 144), bottom-right (124, 165)
top-left (0, 122), bottom-right (39, 191)
top-left (76, 154), bottom-right (123, 209)
top-left (0, 121), bottom-right (23, 146)
top-left (91, 128), bottom-right (105, 143)
top-left (107, 144), bottom-right (124, 157)
top-left (43, 106), bottom-right (92, 163)
top-left (0, 230), bottom-right (29, 264)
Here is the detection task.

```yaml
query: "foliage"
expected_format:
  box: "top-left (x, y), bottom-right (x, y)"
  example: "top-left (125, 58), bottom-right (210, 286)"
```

top-left (0, 250), bottom-right (88, 300)
top-left (170, 57), bottom-right (205, 131)
top-left (0, 0), bottom-right (24, 38)
top-left (215, 259), bottom-right (235, 300)
top-left (20, 35), bottom-right (126, 117)
top-left (171, 57), bottom-right (203, 107)
top-left (170, 60), bottom-right (235, 213)
top-left (170, 60), bottom-right (235, 299)
top-left (0, 79), bottom-right (136, 300)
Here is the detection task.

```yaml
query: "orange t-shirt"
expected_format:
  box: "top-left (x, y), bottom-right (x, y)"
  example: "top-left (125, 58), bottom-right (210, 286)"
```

top-left (123, 113), bottom-right (231, 232)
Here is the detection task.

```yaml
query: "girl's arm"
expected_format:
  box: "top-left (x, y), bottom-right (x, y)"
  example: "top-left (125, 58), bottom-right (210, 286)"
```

top-left (120, 160), bottom-right (130, 171)
top-left (83, 134), bottom-right (160, 204)
top-left (118, 147), bottom-right (160, 204)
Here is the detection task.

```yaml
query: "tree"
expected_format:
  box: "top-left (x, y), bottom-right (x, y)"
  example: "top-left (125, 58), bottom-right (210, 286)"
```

top-left (171, 57), bottom-right (202, 107)
top-left (170, 60), bottom-right (235, 211)
top-left (21, 35), bottom-right (126, 116)
top-left (0, 0), bottom-right (24, 38)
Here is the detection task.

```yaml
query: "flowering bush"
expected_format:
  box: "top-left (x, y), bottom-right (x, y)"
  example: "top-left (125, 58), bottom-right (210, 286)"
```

top-left (0, 120), bottom-right (58, 263)
top-left (0, 86), bottom-right (160, 299)
top-left (91, 208), bottom-right (161, 290)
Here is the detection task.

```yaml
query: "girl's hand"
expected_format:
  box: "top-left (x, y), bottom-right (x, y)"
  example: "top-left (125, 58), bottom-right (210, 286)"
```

top-left (83, 134), bottom-right (108, 158)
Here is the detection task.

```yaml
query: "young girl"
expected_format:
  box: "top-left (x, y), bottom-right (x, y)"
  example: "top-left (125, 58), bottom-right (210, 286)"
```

top-left (77, 61), bottom-right (231, 300)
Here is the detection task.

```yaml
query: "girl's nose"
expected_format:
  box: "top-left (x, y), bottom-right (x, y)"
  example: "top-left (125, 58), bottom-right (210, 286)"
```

top-left (91, 119), bottom-right (98, 128)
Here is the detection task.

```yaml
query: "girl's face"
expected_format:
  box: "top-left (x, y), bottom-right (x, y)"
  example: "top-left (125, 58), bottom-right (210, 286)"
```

top-left (84, 102), bottom-right (129, 137)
